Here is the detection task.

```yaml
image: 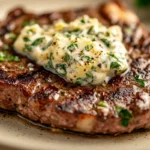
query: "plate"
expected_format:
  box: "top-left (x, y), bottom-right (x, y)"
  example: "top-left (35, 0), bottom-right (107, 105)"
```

top-left (0, 0), bottom-right (149, 150)
top-left (1, 112), bottom-right (150, 150)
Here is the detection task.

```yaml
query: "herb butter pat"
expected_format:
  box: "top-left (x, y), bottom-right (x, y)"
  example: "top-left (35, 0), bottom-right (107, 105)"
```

top-left (14, 15), bottom-right (129, 85)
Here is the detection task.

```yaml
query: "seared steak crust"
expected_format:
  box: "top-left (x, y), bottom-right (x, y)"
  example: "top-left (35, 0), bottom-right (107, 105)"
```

top-left (0, 0), bottom-right (149, 134)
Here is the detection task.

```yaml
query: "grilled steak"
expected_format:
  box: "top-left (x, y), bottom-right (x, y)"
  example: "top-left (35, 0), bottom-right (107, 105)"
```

top-left (0, 0), bottom-right (149, 134)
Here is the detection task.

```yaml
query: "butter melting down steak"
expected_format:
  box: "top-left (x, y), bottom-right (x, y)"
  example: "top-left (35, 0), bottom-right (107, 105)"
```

top-left (0, 0), bottom-right (150, 135)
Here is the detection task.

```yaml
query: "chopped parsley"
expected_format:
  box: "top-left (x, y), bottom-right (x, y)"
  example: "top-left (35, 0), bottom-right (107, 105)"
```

top-left (42, 41), bottom-right (52, 51)
top-left (108, 52), bottom-right (119, 61)
top-left (81, 18), bottom-right (85, 24)
top-left (116, 107), bottom-right (133, 127)
top-left (19, 65), bottom-right (24, 69)
top-left (50, 53), bottom-right (54, 60)
top-left (45, 53), bottom-right (54, 69)
top-left (56, 64), bottom-right (67, 76)
top-left (23, 44), bottom-right (32, 52)
top-left (64, 53), bottom-right (71, 62)
top-left (23, 37), bottom-right (30, 42)
top-left (67, 42), bottom-right (78, 52)
top-left (72, 28), bottom-right (81, 33)
top-left (87, 26), bottom-right (94, 34)
top-left (101, 38), bottom-right (110, 47)
top-left (98, 101), bottom-right (106, 107)
top-left (106, 32), bottom-right (110, 37)
top-left (23, 20), bottom-right (37, 27)
top-left (75, 72), bottom-right (93, 85)
top-left (7, 33), bottom-right (17, 40)
top-left (91, 66), bottom-right (96, 70)
top-left (133, 75), bottom-right (145, 87)
top-left (8, 55), bottom-right (20, 62)
top-left (110, 62), bottom-right (120, 69)
top-left (76, 77), bottom-right (84, 85)
top-left (67, 29), bottom-right (81, 35)
top-left (23, 37), bottom-right (45, 52)
top-left (86, 72), bottom-right (94, 82)
top-left (65, 33), bottom-right (71, 38)
top-left (85, 45), bottom-right (93, 51)
top-left (0, 51), bottom-right (20, 62)
top-left (0, 52), bottom-right (7, 61)
top-left (31, 37), bottom-right (45, 46)
top-left (46, 61), bottom-right (53, 70)
top-left (81, 56), bottom-right (92, 62)
top-left (27, 29), bottom-right (35, 34)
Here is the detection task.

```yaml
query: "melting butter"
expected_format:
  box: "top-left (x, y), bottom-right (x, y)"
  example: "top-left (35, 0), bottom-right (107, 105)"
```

top-left (14, 15), bottom-right (129, 85)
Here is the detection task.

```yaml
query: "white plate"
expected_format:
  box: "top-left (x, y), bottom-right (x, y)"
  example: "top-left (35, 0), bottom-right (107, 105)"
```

top-left (1, 112), bottom-right (150, 150)
top-left (0, 0), bottom-right (149, 150)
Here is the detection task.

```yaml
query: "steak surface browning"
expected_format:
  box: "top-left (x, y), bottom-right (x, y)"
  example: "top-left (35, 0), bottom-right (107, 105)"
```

top-left (0, 0), bottom-right (150, 134)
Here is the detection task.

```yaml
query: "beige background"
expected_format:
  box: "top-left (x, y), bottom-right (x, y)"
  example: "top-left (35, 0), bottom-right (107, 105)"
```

top-left (0, 0), bottom-right (149, 150)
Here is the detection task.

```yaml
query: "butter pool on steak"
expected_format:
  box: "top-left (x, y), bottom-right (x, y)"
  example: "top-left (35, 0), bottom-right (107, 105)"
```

top-left (14, 15), bottom-right (129, 86)
top-left (0, 0), bottom-right (149, 134)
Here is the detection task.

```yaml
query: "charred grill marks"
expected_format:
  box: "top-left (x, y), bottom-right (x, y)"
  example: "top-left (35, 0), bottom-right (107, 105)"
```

top-left (0, 1), bottom-right (149, 134)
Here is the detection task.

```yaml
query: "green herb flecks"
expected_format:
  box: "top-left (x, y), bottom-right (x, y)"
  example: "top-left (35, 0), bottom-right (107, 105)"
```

top-left (87, 26), bottom-right (94, 34)
top-left (98, 101), bottom-right (107, 107)
top-left (67, 29), bottom-right (81, 35)
top-left (72, 28), bottom-right (81, 33)
top-left (23, 37), bottom-right (30, 42)
top-left (86, 72), bottom-right (94, 83)
top-left (0, 52), bottom-right (7, 61)
top-left (106, 32), bottom-right (110, 37)
top-left (136, 0), bottom-right (150, 7)
top-left (65, 29), bottom-right (81, 37)
top-left (116, 107), bottom-right (133, 127)
top-left (8, 55), bottom-right (20, 62)
top-left (64, 53), bottom-right (71, 62)
top-left (75, 77), bottom-right (85, 85)
top-left (133, 75), bottom-right (145, 87)
top-left (81, 56), bottom-right (92, 62)
top-left (108, 52), bottom-right (119, 61)
top-left (91, 66), bottom-right (96, 70)
top-left (65, 33), bottom-right (71, 38)
top-left (23, 20), bottom-right (37, 27)
top-left (67, 42), bottom-right (78, 52)
top-left (85, 45), bottom-right (93, 51)
top-left (27, 29), bottom-right (35, 34)
top-left (42, 41), bottom-right (52, 51)
top-left (23, 44), bottom-right (32, 52)
top-left (45, 53), bottom-right (54, 69)
top-left (46, 61), bottom-right (53, 70)
top-left (75, 72), bottom-right (93, 85)
top-left (19, 65), bottom-right (24, 69)
top-left (7, 33), bottom-right (17, 40)
top-left (101, 38), bottom-right (110, 47)
top-left (31, 37), bottom-right (45, 46)
top-left (56, 64), bottom-right (67, 76)
top-left (81, 18), bottom-right (85, 24)
top-left (0, 51), bottom-right (20, 62)
top-left (23, 37), bottom-right (45, 52)
top-left (110, 62), bottom-right (120, 69)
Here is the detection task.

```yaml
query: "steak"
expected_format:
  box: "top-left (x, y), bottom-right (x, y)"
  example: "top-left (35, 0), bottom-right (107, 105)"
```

top-left (0, 0), bottom-right (149, 134)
